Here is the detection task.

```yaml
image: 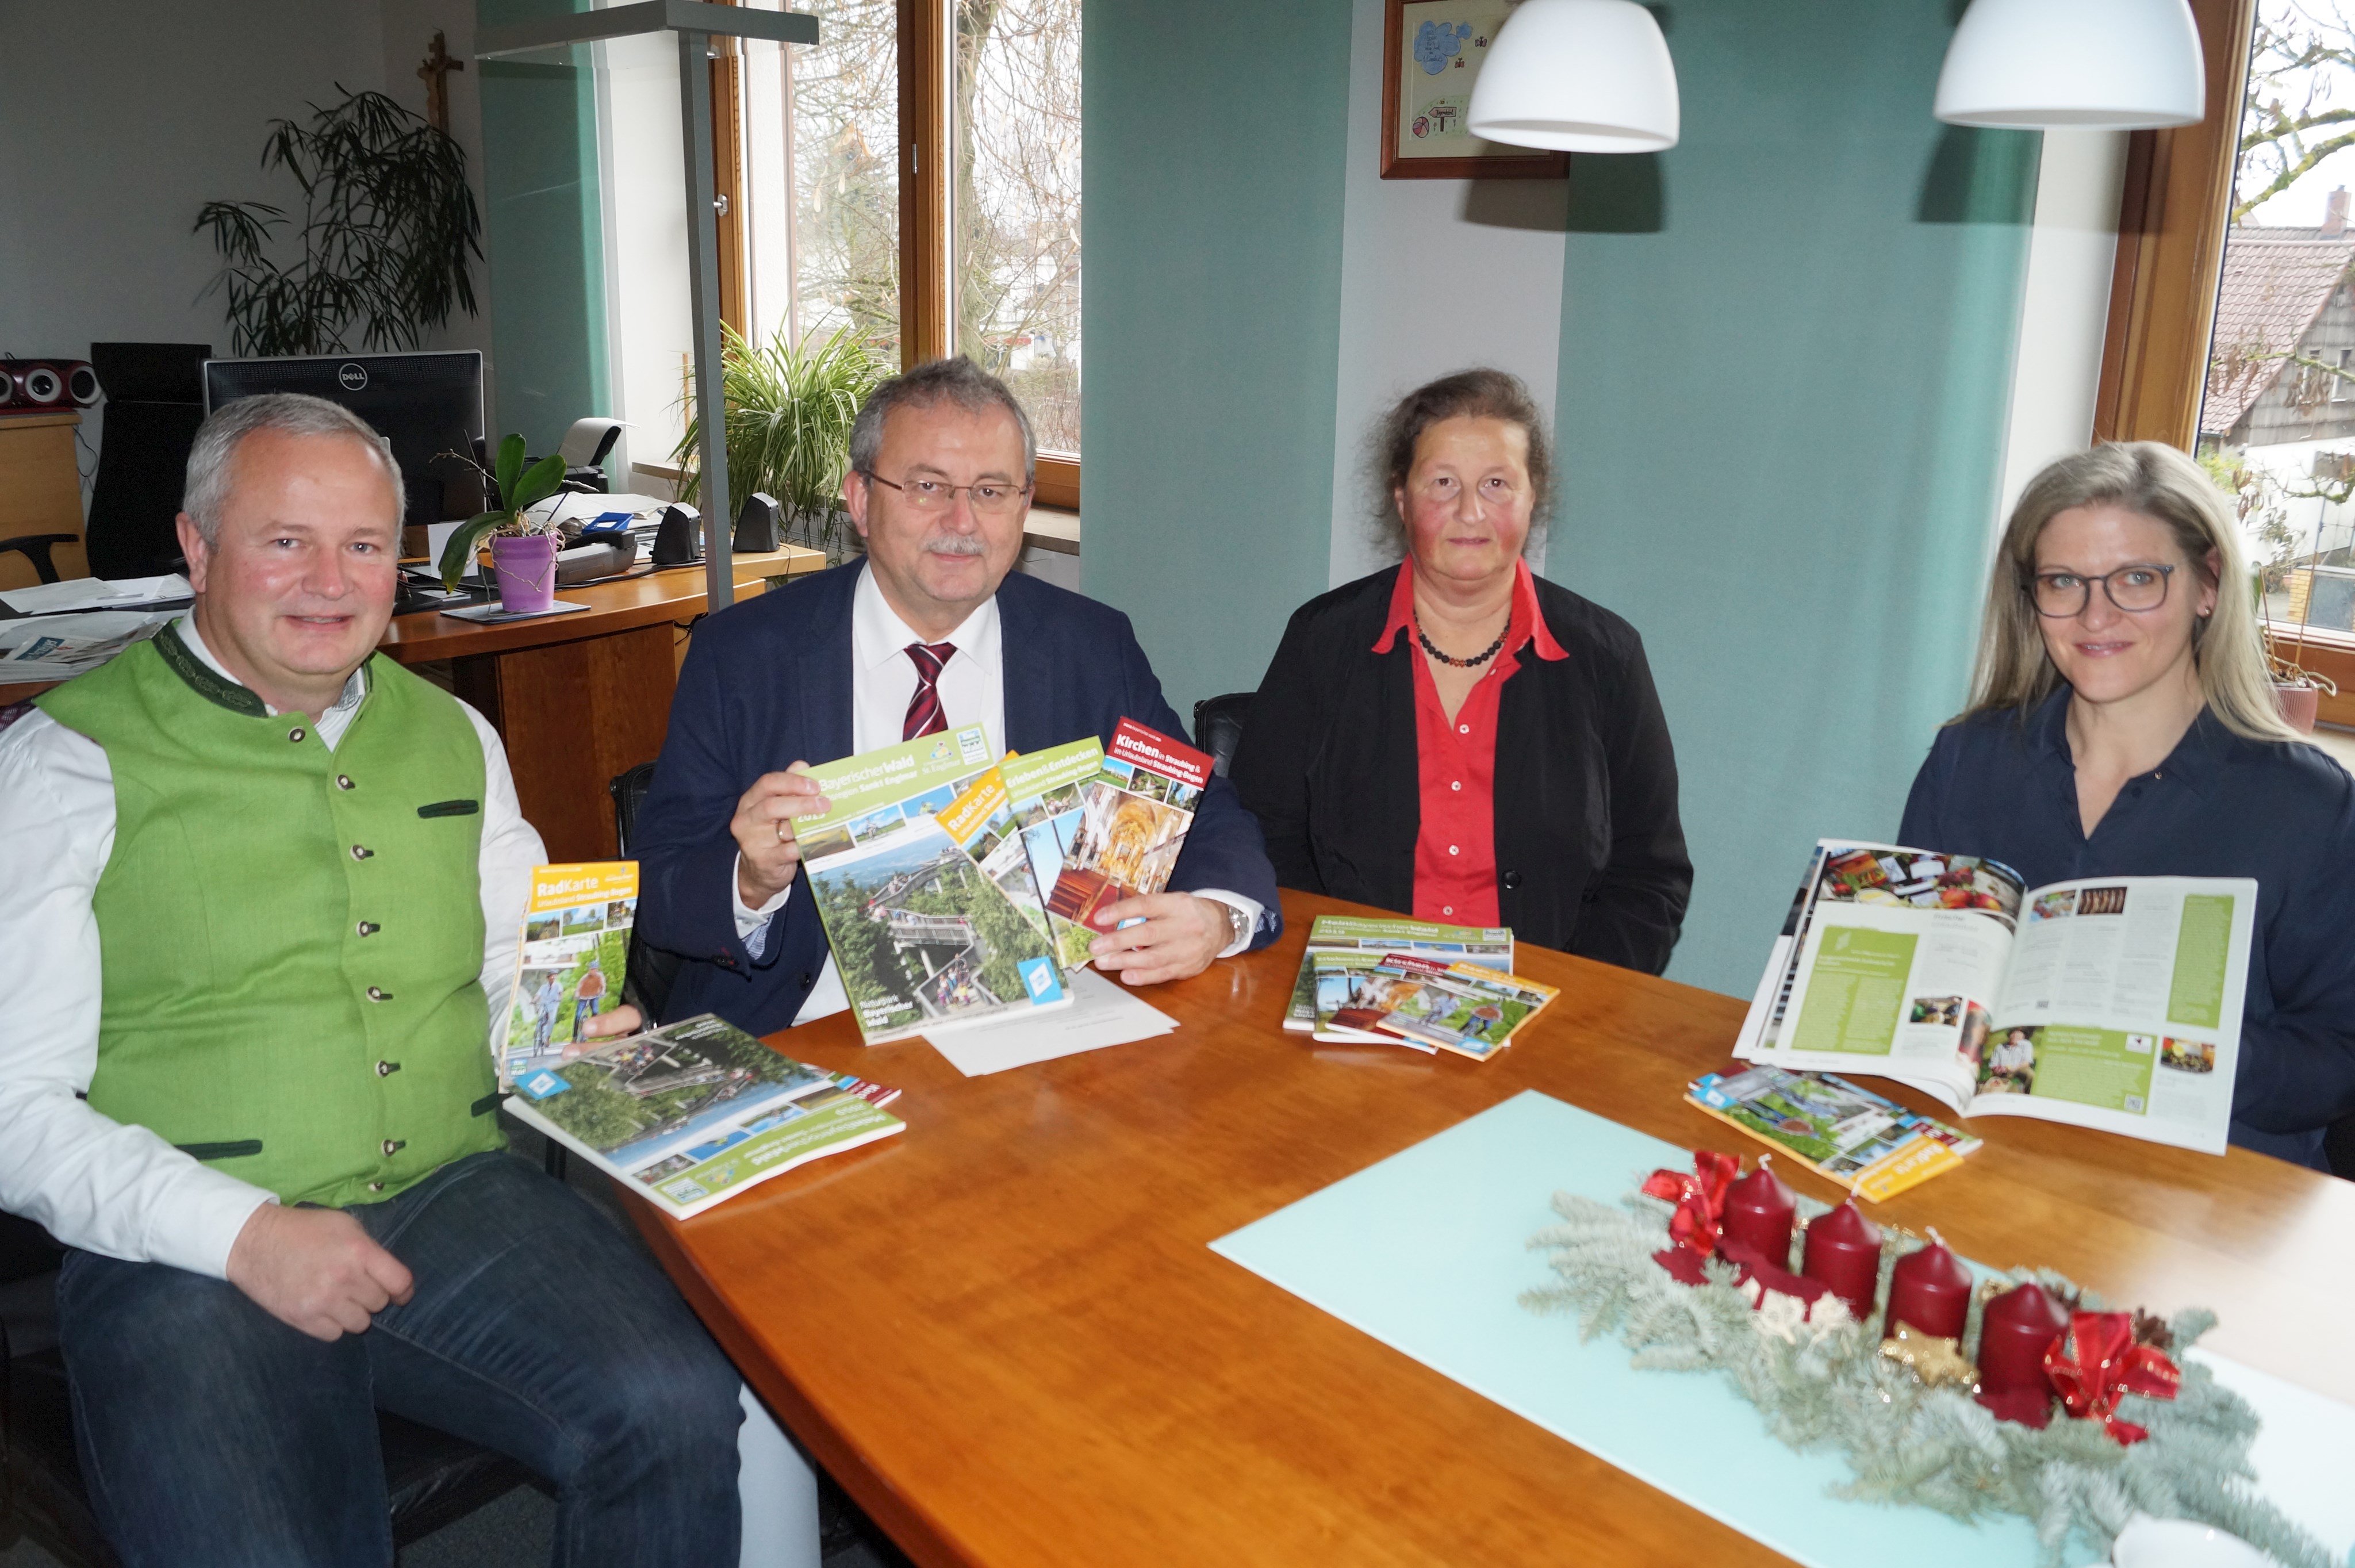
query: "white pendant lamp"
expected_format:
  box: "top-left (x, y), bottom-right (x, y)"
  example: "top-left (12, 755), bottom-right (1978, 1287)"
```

top-left (1466, 0), bottom-right (1679, 154)
top-left (1935, 0), bottom-right (2204, 129)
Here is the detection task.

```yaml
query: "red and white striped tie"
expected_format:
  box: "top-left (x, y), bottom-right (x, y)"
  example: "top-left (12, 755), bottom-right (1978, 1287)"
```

top-left (902, 642), bottom-right (956, 740)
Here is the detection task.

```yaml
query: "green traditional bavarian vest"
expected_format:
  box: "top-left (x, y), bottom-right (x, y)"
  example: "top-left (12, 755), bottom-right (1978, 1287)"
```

top-left (36, 629), bottom-right (504, 1208)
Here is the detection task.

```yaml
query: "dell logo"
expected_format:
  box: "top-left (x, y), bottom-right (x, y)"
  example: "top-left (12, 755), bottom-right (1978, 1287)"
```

top-left (337, 362), bottom-right (369, 392)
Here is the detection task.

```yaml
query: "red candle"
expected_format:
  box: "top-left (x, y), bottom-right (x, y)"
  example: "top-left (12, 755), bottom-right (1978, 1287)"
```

top-left (1801, 1199), bottom-right (1883, 1319)
top-left (1885, 1232), bottom-right (1971, 1340)
top-left (1720, 1156), bottom-right (1797, 1267)
top-left (1974, 1281), bottom-right (2068, 1426)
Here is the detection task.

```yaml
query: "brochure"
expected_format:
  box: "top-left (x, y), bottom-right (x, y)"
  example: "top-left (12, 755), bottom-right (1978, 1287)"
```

top-left (500, 862), bottom-right (638, 1087)
top-left (1734, 838), bottom-right (2256, 1154)
top-left (1686, 1065), bottom-right (1981, 1202)
top-left (1042, 719), bottom-right (1211, 937)
top-left (1283, 915), bottom-right (1514, 1033)
top-left (502, 1013), bottom-right (903, 1219)
top-left (792, 726), bottom-right (1071, 1045)
top-left (1311, 953), bottom-right (1555, 1059)
top-left (991, 737), bottom-right (1106, 969)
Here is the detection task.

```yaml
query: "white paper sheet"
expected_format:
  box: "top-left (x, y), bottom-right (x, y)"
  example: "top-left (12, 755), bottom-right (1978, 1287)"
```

top-left (0, 574), bottom-right (191, 614)
top-left (923, 969), bottom-right (1178, 1077)
top-left (0, 609), bottom-right (178, 681)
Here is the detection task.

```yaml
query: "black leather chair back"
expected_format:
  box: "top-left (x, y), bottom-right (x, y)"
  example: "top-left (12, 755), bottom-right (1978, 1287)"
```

top-left (610, 761), bottom-right (681, 1025)
top-left (85, 342), bottom-right (211, 582)
top-left (1191, 692), bottom-right (1253, 778)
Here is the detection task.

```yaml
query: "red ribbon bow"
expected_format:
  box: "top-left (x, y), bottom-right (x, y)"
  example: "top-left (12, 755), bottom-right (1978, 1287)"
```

top-left (2043, 1310), bottom-right (2181, 1446)
top-left (1641, 1151), bottom-right (1739, 1258)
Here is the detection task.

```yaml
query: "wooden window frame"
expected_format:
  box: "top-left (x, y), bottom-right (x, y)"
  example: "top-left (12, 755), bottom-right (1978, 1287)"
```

top-left (2091, 0), bottom-right (2260, 449)
top-left (712, 0), bottom-right (1080, 511)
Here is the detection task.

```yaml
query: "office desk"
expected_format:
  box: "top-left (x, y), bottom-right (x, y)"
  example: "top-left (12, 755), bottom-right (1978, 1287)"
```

top-left (630, 890), bottom-right (2355, 1568)
top-left (380, 548), bottom-right (823, 859)
top-left (0, 546), bottom-right (826, 861)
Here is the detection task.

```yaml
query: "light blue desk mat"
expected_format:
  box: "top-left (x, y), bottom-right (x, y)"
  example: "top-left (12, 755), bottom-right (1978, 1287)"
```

top-left (1210, 1090), bottom-right (2355, 1568)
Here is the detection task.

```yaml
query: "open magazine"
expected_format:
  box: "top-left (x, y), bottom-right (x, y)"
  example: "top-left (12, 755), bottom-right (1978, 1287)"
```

top-left (500, 862), bottom-right (636, 1087)
top-left (1283, 915), bottom-right (1514, 1033)
top-left (1735, 838), bottom-right (2255, 1154)
top-left (1043, 719), bottom-right (1211, 935)
top-left (503, 1013), bottom-right (903, 1218)
top-left (793, 726), bottom-right (1070, 1045)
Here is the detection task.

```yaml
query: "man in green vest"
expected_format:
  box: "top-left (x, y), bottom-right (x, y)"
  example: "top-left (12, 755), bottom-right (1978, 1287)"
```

top-left (0, 394), bottom-right (814, 1566)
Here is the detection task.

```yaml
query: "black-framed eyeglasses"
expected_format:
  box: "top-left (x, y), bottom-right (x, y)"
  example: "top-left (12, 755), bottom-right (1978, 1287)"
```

top-left (859, 470), bottom-right (1032, 517)
top-left (2024, 562), bottom-right (2176, 618)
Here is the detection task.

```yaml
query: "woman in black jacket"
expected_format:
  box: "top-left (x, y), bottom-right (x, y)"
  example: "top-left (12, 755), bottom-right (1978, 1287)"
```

top-left (1229, 369), bottom-right (1691, 972)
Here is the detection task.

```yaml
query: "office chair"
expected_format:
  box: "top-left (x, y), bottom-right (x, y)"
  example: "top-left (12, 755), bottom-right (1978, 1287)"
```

top-left (83, 344), bottom-right (211, 581)
top-left (1191, 692), bottom-right (1254, 778)
top-left (0, 1210), bottom-right (534, 1567)
top-left (609, 761), bottom-right (682, 1026)
top-left (0, 533), bottom-right (78, 585)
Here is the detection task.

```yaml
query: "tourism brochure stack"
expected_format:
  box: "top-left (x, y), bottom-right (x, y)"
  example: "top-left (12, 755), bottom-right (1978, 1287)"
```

top-left (1312, 952), bottom-right (1559, 1060)
top-left (1733, 838), bottom-right (2256, 1154)
top-left (1282, 915), bottom-right (1514, 1034)
top-left (1685, 1065), bottom-right (1982, 1201)
top-left (493, 863), bottom-right (904, 1218)
top-left (793, 726), bottom-right (1071, 1045)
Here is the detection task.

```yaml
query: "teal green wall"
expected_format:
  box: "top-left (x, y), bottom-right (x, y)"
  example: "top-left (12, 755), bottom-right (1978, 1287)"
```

top-left (477, 0), bottom-right (610, 450)
top-left (1082, 0), bottom-right (1356, 722)
top-left (1551, 1), bottom-right (2038, 995)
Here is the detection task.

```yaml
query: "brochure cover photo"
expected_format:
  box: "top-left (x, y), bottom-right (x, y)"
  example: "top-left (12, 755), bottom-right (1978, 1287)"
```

top-left (503, 1014), bottom-right (903, 1218)
top-left (998, 738), bottom-right (1109, 969)
top-left (1283, 915), bottom-right (1514, 1033)
top-left (1044, 719), bottom-right (1211, 934)
top-left (501, 862), bottom-right (637, 1086)
top-left (794, 727), bottom-right (1070, 1044)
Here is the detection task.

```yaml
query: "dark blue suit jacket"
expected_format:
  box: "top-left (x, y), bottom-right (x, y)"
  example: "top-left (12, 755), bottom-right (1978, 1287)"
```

top-left (635, 560), bottom-right (1283, 1036)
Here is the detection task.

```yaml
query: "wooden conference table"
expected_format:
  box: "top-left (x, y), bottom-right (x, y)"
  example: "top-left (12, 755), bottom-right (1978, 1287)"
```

top-left (0, 546), bottom-right (824, 862)
top-left (631, 890), bottom-right (2355, 1568)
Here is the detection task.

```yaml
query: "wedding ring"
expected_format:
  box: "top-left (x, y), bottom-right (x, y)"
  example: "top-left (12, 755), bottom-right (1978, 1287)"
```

top-left (775, 820), bottom-right (788, 842)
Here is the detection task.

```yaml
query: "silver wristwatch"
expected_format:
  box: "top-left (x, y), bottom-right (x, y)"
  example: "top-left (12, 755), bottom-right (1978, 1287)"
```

top-left (1223, 902), bottom-right (1253, 950)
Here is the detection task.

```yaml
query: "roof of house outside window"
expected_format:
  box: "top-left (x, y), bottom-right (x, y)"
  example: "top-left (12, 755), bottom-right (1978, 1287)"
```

top-left (2202, 231), bottom-right (2355, 436)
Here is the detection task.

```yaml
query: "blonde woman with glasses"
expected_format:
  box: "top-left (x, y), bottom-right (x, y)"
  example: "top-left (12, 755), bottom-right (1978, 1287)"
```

top-left (1898, 442), bottom-right (2355, 1171)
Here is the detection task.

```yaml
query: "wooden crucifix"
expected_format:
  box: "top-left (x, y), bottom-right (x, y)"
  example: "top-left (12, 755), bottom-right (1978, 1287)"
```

top-left (417, 30), bottom-right (464, 133)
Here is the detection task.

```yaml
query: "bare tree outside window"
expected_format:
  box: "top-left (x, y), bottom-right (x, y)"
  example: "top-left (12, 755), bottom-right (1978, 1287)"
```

top-left (2200, 0), bottom-right (2355, 642)
top-left (953, 0), bottom-right (1083, 455)
top-left (747, 0), bottom-right (903, 360)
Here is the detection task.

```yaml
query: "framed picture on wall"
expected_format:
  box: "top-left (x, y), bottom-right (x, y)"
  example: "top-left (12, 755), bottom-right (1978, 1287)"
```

top-left (1382, 0), bottom-right (1568, 180)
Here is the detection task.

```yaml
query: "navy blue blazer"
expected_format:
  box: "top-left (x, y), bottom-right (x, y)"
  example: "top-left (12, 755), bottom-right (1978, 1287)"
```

top-left (634, 560), bottom-right (1283, 1036)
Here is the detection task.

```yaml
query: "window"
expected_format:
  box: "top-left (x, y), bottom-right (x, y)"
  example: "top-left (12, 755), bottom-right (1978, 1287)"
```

top-left (2192, 0), bottom-right (2355, 638)
top-left (719, 0), bottom-right (1081, 504)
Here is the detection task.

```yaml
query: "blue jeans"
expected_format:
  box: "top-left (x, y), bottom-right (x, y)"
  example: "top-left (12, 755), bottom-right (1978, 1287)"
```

top-left (57, 1150), bottom-right (744, 1568)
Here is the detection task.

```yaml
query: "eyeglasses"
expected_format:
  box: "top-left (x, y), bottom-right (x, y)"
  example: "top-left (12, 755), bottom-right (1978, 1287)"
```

top-left (2025, 563), bottom-right (2176, 618)
top-left (860, 470), bottom-right (1031, 517)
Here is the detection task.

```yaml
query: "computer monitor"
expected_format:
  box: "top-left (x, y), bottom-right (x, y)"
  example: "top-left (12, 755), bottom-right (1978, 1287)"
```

top-left (201, 350), bottom-right (488, 528)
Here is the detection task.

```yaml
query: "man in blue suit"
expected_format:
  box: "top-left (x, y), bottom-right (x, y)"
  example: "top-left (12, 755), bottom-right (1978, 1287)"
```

top-left (635, 357), bottom-right (1281, 1036)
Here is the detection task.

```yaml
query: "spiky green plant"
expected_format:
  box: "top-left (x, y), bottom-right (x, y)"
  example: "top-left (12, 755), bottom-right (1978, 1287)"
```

top-left (195, 89), bottom-right (481, 357)
top-left (672, 323), bottom-right (889, 558)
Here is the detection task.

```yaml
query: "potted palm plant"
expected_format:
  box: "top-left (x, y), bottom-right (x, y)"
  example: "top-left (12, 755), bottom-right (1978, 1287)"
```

top-left (672, 323), bottom-right (889, 562)
top-left (437, 435), bottom-right (567, 611)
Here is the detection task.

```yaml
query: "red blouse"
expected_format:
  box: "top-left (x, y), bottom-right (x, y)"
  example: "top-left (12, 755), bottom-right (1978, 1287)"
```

top-left (1371, 558), bottom-right (1566, 925)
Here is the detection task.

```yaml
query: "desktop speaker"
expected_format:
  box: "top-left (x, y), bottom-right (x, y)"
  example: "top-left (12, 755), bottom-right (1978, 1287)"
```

top-left (732, 492), bottom-right (781, 554)
top-left (1, 359), bottom-right (95, 410)
top-left (650, 503), bottom-right (704, 567)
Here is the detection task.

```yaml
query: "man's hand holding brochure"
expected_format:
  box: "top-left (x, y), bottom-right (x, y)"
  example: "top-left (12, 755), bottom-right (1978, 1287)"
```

top-left (1735, 838), bottom-right (2255, 1154)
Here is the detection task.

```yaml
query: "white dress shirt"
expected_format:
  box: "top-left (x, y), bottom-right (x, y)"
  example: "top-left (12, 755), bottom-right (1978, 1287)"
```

top-left (734, 570), bottom-right (1259, 1019)
top-left (0, 619), bottom-right (543, 1279)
